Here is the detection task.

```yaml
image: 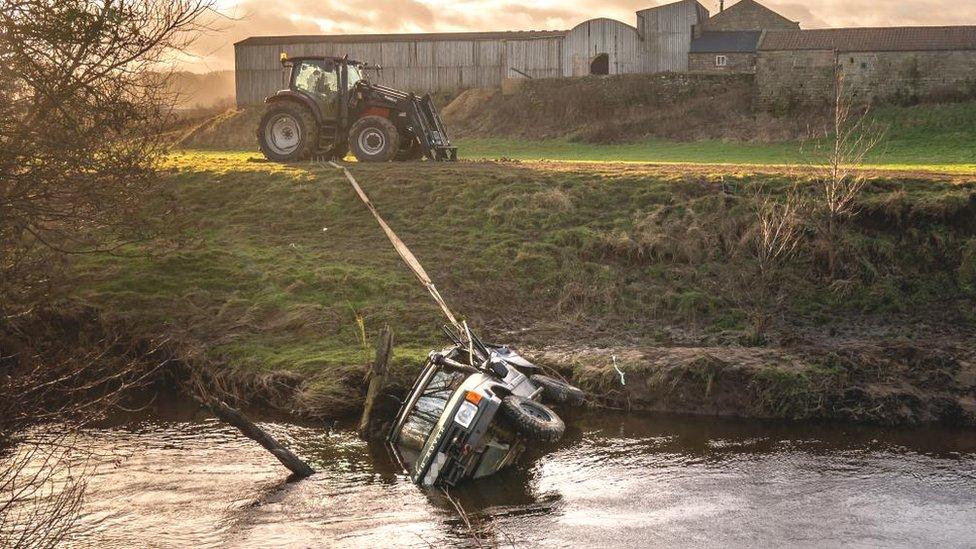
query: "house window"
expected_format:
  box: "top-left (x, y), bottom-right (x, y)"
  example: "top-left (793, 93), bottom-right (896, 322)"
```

top-left (715, 55), bottom-right (728, 67)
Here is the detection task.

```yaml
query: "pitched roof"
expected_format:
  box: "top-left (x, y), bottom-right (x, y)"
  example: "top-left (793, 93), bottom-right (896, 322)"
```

top-left (236, 30), bottom-right (567, 47)
top-left (690, 31), bottom-right (762, 53)
top-left (706, 0), bottom-right (797, 29)
top-left (760, 26), bottom-right (976, 52)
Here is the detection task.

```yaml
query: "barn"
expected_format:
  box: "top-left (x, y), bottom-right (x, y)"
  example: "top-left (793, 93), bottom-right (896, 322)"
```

top-left (234, 0), bottom-right (710, 107)
top-left (234, 0), bottom-right (976, 109)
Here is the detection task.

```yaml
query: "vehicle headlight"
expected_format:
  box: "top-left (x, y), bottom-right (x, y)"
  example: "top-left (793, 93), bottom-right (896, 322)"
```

top-left (454, 401), bottom-right (478, 428)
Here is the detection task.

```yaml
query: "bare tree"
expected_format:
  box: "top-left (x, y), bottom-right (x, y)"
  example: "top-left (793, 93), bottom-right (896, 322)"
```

top-left (734, 186), bottom-right (806, 343)
top-left (0, 313), bottom-right (171, 548)
top-left (0, 0), bottom-right (213, 544)
top-left (0, 436), bottom-right (88, 549)
top-left (0, 0), bottom-right (213, 317)
top-left (811, 69), bottom-right (886, 279)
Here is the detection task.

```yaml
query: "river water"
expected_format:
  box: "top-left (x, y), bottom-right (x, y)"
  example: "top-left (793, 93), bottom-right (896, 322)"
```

top-left (4, 400), bottom-right (976, 548)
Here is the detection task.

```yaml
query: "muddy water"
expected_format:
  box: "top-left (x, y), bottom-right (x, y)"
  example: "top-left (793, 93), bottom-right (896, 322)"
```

top-left (6, 400), bottom-right (976, 548)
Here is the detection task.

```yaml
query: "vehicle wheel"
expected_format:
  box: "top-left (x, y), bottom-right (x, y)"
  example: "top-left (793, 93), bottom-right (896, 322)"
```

top-left (349, 116), bottom-right (400, 162)
top-left (394, 136), bottom-right (425, 161)
top-left (500, 396), bottom-right (564, 443)
top-left (530, 374), bottom-right (585, 406)
top-left (258, 102), bottom-right (318, 162)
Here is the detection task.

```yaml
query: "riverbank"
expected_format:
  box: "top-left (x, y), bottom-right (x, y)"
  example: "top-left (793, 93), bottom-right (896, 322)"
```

top-left (538, 341), bottom-right (976, 425)
top-left (48, 151), bottom-right (976, 425)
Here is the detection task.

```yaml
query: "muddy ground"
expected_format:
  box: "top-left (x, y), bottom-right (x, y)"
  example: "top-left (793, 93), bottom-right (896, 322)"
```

top-left (532, 339), bottom-right (976, 426)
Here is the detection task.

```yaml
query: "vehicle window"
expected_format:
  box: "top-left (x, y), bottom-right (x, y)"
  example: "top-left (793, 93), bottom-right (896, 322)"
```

top-left (398, 369), bottom-right (465, 453)
top-left (293, 61), bottom-right (337, 98)
top-left (347, 65), bottom-right (363, 87)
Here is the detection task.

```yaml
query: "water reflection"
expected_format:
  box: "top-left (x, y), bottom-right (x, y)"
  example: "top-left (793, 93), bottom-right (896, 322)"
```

top-left (4, 399), bottom-right (976, 548)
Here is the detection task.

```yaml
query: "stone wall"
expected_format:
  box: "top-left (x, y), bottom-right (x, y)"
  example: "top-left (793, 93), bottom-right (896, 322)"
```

top-left (756, 49), bottom-right (836, 109)
top-left (689, 52), bottom-right (756, 73)
top-left (839, 51), bottom-right (976, 104)
top-left (757, 49), bottom-right (976, 109)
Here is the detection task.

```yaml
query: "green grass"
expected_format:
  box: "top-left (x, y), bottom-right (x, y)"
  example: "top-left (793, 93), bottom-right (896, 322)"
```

top-left (456, 102), bottom-right (976, 173)
top-left (68, 150), bottom-right (976, 415)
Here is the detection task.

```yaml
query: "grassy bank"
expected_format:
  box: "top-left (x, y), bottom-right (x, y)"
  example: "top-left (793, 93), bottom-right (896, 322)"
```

top-left (456, 102), bottom-right (976, 173)
top-left (178, 100), bottom-right (976, 173)
top-left (66, 151), bottom-right (976, 419)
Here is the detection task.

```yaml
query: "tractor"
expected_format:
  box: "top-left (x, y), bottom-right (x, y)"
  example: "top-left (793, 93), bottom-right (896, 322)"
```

top-left (257, 54), bottom-right (457, 162)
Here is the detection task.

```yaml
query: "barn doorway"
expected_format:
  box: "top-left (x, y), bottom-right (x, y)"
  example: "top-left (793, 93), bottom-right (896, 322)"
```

top-left (590, 53), bottom-right (609, 75)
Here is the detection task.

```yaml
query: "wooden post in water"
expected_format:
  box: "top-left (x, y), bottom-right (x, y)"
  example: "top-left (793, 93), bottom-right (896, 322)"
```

top-left (205, 398), bottom-right (315, 478)
top-left (359, 326), bottom-right (394, 439)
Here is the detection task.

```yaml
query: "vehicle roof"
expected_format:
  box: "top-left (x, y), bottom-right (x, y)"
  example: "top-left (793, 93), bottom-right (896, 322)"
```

top-left (285, 55), bottom-right (367, 65)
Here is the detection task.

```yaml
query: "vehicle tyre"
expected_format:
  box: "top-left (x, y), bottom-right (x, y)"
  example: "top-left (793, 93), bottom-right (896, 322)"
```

top-left (349, 116), bottom-right (400, 162)
top-left (258, 102), bottom-right (318, 162)
top-left (500, 396), bottom-right (564, 443)
top-left (394, 136), bottom-right (425, 161)
top-left (530, 374), bottom-right (585, 406)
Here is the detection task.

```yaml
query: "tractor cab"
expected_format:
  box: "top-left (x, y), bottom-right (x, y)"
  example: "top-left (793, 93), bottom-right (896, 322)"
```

top-left (258, 54), bottom-right (457, 163)
top-left (287, 56), bottom-right (362, 122)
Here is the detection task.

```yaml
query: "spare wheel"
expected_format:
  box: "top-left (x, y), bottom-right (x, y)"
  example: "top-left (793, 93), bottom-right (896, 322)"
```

top-left (500, 396), bottom-right (565, 443)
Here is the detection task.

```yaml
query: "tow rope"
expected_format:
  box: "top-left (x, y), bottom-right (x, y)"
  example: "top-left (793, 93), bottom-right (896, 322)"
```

top-left (324, 161), bottom-right (465, 336)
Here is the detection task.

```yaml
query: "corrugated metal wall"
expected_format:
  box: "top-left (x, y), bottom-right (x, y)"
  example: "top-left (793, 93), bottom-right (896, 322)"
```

top-left (235, 36), bottom-right (564, 106)
top-left (637, 0), bottom-right (708, 72)
top-left (562, 18), bottom-right (642, 76)
top-left (234, 1), bottom-right (712, 106)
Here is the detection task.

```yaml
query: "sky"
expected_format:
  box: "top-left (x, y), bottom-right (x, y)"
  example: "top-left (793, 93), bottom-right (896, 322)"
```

top-left (180, 0), bottom-right (976, 72)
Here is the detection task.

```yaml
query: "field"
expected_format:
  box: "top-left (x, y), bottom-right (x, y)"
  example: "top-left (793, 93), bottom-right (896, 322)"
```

top-left (456, 101), bottom-right (976, 173)
top-left (66, 150), bottom-right (976, 421)
top-left (178, 99), bottom-right (976, 174)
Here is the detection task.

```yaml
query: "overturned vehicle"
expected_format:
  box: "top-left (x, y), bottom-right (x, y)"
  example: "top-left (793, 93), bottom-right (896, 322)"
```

top-left (327, 163), bottom-right (583, 488)
top-left (389, 330), bottom-right (585, 488)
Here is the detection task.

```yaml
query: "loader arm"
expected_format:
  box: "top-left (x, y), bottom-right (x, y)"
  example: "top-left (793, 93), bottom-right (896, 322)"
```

top-left (395, 92), bottom-right (457, 161)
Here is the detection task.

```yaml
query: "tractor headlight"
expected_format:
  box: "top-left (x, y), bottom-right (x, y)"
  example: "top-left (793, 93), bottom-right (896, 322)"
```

top-left (454, 401), bottom-right (478, 428)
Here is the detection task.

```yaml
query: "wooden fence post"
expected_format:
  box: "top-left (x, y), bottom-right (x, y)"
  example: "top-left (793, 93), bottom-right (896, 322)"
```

top-left (359, 326), bottom-right (394, 439)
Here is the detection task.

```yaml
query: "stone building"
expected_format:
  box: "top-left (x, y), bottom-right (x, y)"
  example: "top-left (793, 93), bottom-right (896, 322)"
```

top-left (688, 0), bottom-right (798, 74)
top-left (694, 0), bottom-right (798, 34)
top-left (689, 31), bottom-right (763, 73)
top-left (757, 26), bottom-right (976, 107)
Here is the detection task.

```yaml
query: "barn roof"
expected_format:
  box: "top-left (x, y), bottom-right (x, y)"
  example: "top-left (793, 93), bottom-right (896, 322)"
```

top-left (704, 0), bottom-right (797, 30)
top-left (236, 30), bottom-right (568, 46)
top-left (759, 26), bottom-right (976, 52)
top-left (690, 31), bottom-right (762, 53)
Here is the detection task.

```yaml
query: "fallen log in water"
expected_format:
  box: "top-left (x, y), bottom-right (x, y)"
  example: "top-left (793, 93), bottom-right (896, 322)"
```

top-left (204, 398), bottom-right (315, 478)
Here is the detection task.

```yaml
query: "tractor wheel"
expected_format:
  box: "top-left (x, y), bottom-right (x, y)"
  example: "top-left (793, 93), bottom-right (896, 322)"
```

top-left (349, 116), bottom-right (400, 162)
top-left (258, 102), bottom-right (318, 162)
top-left (395, 136), bottom-right (425, 161)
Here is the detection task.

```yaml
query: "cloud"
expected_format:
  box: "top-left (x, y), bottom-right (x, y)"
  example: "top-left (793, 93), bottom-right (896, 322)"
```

top-left (763, 0), bottom-right (976, 28)
top-left (180, 0), bottom-right (976, 71)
